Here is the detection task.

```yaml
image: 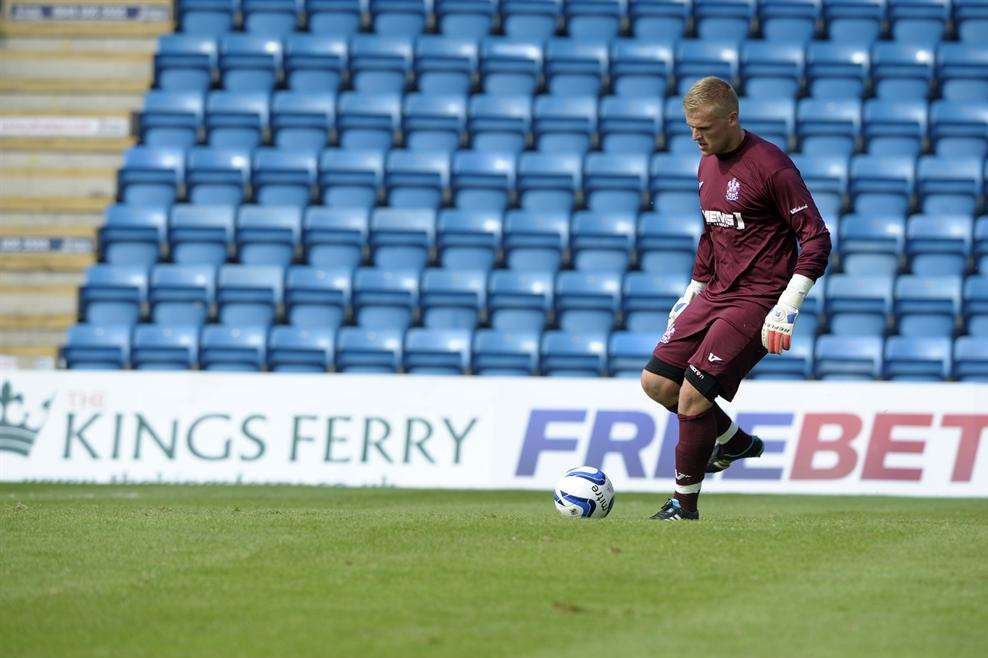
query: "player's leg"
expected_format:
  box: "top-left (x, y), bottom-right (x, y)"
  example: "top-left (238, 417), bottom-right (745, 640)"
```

top-left (641, 365), bottom-right (681, 413)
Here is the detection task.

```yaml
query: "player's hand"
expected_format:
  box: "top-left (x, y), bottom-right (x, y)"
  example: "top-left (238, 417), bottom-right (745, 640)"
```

top-left (668, 280), bottom-right (706, 327)
top-left (761, 304), bottom-right (799, 354)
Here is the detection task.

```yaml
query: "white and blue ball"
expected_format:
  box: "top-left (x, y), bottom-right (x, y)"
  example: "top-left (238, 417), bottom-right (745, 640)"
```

top-left (553, 466), bottom-right (615, 519)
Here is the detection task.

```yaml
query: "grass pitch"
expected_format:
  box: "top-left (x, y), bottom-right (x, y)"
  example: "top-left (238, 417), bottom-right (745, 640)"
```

top-left (2, 485), bottom-right (986, 658)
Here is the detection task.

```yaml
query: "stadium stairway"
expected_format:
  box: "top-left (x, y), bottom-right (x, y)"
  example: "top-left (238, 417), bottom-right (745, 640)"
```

top-left (0, 1), bottom-right (170, 367)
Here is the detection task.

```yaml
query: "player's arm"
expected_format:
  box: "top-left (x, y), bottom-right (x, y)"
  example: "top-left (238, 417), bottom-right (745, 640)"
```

top-left (668, 224), bottom-right (713, 327)
top-left (761, 167), bottom-right (833, 354)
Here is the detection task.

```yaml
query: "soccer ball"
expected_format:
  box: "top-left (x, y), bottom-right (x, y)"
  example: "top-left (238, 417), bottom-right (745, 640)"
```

top-left (553, 466), bottom-right (615, 519)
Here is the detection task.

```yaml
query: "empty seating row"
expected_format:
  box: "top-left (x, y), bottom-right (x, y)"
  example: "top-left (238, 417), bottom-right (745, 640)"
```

top-left (62, 322), bottom-right (988, 381)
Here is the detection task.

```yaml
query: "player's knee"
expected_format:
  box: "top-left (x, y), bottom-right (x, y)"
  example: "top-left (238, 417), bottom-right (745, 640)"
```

top-left (641, 370), bottom-right (679, 412)
top-left (678, 379), bottom-right (713, 416)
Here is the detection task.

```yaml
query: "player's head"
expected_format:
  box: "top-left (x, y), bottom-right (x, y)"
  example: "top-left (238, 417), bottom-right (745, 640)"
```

top-left (682, 77), bottom-right (743, 156)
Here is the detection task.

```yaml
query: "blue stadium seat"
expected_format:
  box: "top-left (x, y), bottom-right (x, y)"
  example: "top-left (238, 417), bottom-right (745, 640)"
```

top-left (219, 34), bottom-right (282, 92)
top-left (200, 325), bottom-right (267, 371)
top-left (318, 148), bottom-right (384, 208)
top-left (826, 273), bottom-right (893, 335)
top-left (80, 265), bottom-right (148, 327)
top-left (472, 328), bottom-right (540, 376)
top-left (270, 91), bottom-right (335, 150)
top-left (169, 204), bottom-right (235, 265)
top-left (599, 96), bottom-right (663, 156)
top-left (937, 43), bottom-right (988, 101)
top-left (267, 326), bottom-right (335, 372)
top-left (675, 39), bottom-right (740, 95)
top-left (814, 334), bottom-right (883, 380)
top-left (503, 210), bottom-right (569, 272)
top-left (609, 39), bottom-right (673, 98)
top-left (154, 34), bottom-right (218, 92)
top-left (403, 328), bottom-right (472, 374)
top-left (140, 90), bottom-right (204, 148)
top-left (284, 265), bottom-right (351, 328)
top-left (350, 34), bottom-right (414, 94)
top-left (205, 91), bottom-right (269, 148)
top-left (823, 0), bottom-right (885, 43)
top-left (402, 93), bottom-right (467, 153)
top-left (468, 94), bottom-right (531, 155)
top-left (694, 0), bottom-right (755, 40)
top-left (930, 100), bottom-right (988, 158)
top-left (663, 95), bottom-right (698, 152)
top-left (480, 38), bottom-right (544, 95)
top-left (242, 0), bottom-right (300, 35)
top-left (302, 206), bottom-right (369, 269)
top-left (335, 327), bottom-right (403, 373)
top-left (488, 269), bottom-right (554, 330)
top-left (796, 98), bottom-right (861, 156)
top-left (118, 146), bottom-right (184, 207)
top-left (740, 40), bottom-right (804, 98)
top-left (556, 271), bottom-right (621, 333)
top-left (501, 0), bottom-right (561, 40)
top-left (284, 34), bottom-right (348, 92)
top-left (862, 99), bottom-right (927, 158)
top-left (532, 95), bottom-right (597, 155)
top-left (916, 156), bottom-right (984, 216)
top-left (805, 41), bottom-right (869, 98)
top-left (385, 149), bottom-right (450, 209)
top-left (629, 0), bottom-right (691, 40)
top-left (954, 336), bottom-right (988, 381)
top-left (758, 0), bottom-right (820, 42)
top-left (178, 0), bottom-right (239, 35)
top-left (216, 264), bottom-right (283, 327)
top-left (369, 207), bottom-right (436, 270)
top-left (517, 151), bottom-right (582, 212)
top-left (370, 0), bottom-right (430, 36)
top-left (436, 0), bottom-right (496, 38)
top-left (436, 209), bottom-right (501, 270)
top-left (571, 211), bottom-right (636, 272)
top-left (790, 154), bottom-right (848, 217)
top-left (414, 36), bottom-right (478, 94)
top-left (307, 0), bottom-right (365, 36)
top-left (649, 152), bottom-right (701, 213)
top-left (637, 211), bottom-right (702, 274)
top-left (337, 92), bottom-right (402, 152)
top-left (540, 331), bottom-right (608, 377)
top-left (607, 331), bottom-right (654, 378)
top-left (752, 335), bottom-right (814, 380)
top-left (186, 147), bottom-right (250, 205)
top-left (870, 42), bottom-right (934, 100)
top-left (251, 148), bottom-right (317, 207)
top-left (964, 275), bottom-right (988, 336)
top-left (544, 38), bottom-right (608, 96)
top-left (622, 270), bottom-right (690, 332)
top-left (894, 274), bottom-right (962, 337)
top-left (739, 96), bottom-right (794, 151)
top-left (954, 0), bottom-right (988, 42)
top-left (889, 0), bottom-right (949, 44)
top-left (838, 213), bottom-right (905, 275)
top-left (452, 150), bottom-right (516, 211)
top-left (567, 0), bottom-right (626, 40)
top-left (883, 335), bottom-right (951, 381)
top-left (352, 267), bottom-right (420, 329)
top-left (906, 214), bottom-right (973, 276)
top-left (849, 155), bottom-right (915, 215)
top-left (977, 216), bottom-right (988, 274)
top-left (235, 204), bottom-right (302, 266)
top-left (132, 324), bottom-right (199, 370)
top-left (62, 324), bottom-right (131, 370)
top-left (420, 267), bottom-right (487, 328)
top-left (99, 205), bottom-right (167, 268)
top-left (149, 263), bottom-right (216, 325)
top-left (584, 152), bottom-right (647, 213)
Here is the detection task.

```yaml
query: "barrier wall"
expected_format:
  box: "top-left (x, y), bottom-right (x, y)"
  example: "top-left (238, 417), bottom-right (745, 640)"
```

top-left (1, 371), bottom-right (986, 497)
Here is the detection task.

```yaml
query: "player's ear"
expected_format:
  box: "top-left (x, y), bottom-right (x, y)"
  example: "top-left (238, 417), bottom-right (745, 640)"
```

top-left (727, 111), bottom-right (739, 126)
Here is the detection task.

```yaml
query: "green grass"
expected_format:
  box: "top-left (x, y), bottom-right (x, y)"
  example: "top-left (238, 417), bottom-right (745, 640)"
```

top-left (2, 485), bottom-right (987, 658)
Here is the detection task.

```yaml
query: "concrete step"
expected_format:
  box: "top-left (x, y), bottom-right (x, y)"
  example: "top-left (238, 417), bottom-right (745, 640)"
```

top-left (0, 284), bottom-right (77, 326)
top-left (0, 212), bottom-right (103, 230)
top-left (0, 93), bottom-right (142, 113)
top-left (0, 223), bottom-right (97, 271)
top-left (0, 166), bottom-right (117, 199)
top-left (0, 151), bottom-right (123, 169)
top-left (0, 37), bottom-right (158, 53)
top-left (0, 328), bottom-right (63, 369)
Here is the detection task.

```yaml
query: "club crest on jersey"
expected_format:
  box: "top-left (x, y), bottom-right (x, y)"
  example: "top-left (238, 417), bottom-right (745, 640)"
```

top-left (659, 324), bottom-right (675, 344)
top-left (725, 177), bottom-right (740, 202)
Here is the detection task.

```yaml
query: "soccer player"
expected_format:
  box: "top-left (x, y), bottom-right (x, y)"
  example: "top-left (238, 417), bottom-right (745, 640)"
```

top-left (641, 77), bottom-right (832, 521)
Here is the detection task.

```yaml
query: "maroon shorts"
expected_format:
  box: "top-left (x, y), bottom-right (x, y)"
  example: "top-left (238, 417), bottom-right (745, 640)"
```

top-left (648, 294), bottom-right (769, 402)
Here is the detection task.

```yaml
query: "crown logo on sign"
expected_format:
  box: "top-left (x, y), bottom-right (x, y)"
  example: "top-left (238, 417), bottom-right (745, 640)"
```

top-left (0, 380), bottom-right (54, 456)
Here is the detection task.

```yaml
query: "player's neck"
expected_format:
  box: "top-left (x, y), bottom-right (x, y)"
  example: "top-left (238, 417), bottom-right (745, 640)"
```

top-left (717, 129), bottom-right (747, 158)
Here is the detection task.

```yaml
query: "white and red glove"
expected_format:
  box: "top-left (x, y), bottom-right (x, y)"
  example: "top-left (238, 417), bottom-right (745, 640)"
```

top-left (668, 279), bottom-right (707, 328)
top-left (762, 274), bottom-right (814, 354)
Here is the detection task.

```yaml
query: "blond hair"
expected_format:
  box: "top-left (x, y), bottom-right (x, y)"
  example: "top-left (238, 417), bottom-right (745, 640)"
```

top-left (683, 77), bottom-right (739, 118)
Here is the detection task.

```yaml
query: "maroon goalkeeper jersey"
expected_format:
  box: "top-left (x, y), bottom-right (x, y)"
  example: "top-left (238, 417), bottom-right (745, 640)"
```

top-left (691, 131), bottom-right (832, 308)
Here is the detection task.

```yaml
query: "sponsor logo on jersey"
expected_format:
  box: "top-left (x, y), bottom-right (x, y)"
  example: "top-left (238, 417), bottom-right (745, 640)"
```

top-left (708, 353), bottom-right (723, 362)
top-left (790, 204), bottom-right (809, 215)
top-left (725, 177), bottom-right (741, 202)
top-left (702, 209), bottom-right (746, 230)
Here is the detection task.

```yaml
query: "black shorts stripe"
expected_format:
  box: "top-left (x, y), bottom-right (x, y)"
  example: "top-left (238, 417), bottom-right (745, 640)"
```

top-left (644, 357), bottom-right (685, 384)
